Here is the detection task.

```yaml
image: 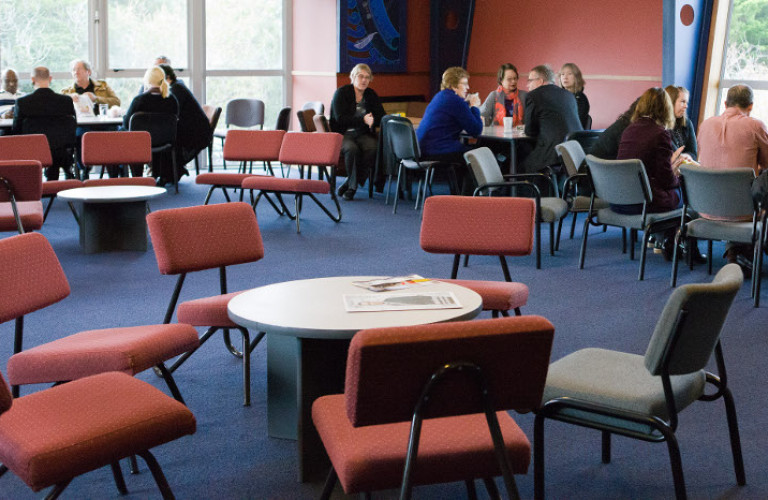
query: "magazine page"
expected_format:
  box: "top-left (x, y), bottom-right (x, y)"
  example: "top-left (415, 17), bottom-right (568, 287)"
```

top-left (343, 291), bottom-right (462, 312)
top-left (72, 94), bottom-right (95, 117)
top-left (352, 274), bottom-right (433, 292)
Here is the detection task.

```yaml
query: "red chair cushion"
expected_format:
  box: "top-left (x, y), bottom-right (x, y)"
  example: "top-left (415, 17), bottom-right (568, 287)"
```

top-left (278, 132), bottom-right (343, 166)
top-left (177, 291), bottom-right (244, 327)
top-left (0, 201), bottom-right (44, 232)
top-left (223, 129), bottom-right (285, 162)
top-left (312, 394), bottom-right (530, 494)
top-left (0, 135), bottom-right (52, 167)
top-left (0, 371), bottom-right (195, 491)
top-left (0, 161), bottom-right (43, 201)
top-left (6, 324), bottom-right (200, 385)
top-left (440, 278), bottom-right (529, 311)
top-left (241, 175), bottom-right (330, 194)
top-left (42, 179), bottom-right (84, 196)
top-left (196, 172), bottom-right (256, 187)
top-left (81, 131), bottom-right (152, 166)
top-left (83, 177), bottom-right (156, 187)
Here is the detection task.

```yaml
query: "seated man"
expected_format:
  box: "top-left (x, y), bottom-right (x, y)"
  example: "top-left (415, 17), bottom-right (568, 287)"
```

top-left (520, 64), bottom-right (582, 176)
top-left (61, 59), bottom-right (121, 112)
top-left (0, 68), bottom-right (25, 119)
top-left (697, 84), bottom-right (768, 270)
top-left (12, 67), bottom-right (77, 180)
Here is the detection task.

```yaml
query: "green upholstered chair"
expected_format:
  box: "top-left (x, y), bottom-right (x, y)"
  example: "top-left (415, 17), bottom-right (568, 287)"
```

top-left (533, 263), bottom-right (746, 500)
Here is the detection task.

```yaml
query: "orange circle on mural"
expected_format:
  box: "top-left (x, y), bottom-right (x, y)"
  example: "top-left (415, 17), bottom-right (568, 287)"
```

top-left (680, 4), bottom-right (694, 26)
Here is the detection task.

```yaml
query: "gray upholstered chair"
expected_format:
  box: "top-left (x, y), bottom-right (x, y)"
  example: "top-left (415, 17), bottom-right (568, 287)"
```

top-left (580, 155), bottom-right (683, 280)
top-left (555, 140), bottom-right (609, 245)
top-left (533, 263), bottom-right (746, 500)
top-left (672, 165), bottom-right (764, 306)
top-left (465, 147), bottom-right (568, 268)
top-left (213, 98), bottom-right (265, 170)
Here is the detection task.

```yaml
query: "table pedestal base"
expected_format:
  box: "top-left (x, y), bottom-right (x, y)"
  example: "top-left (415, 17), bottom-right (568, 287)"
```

top-left (267, 334), bottom-right (350, 482)
top-left (78, 201), bottom-right (148, 253)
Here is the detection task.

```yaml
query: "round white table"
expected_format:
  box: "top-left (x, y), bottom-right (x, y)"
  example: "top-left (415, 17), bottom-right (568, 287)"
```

top-left (57, 185), bottom-right (165, 253)
top-left (228, 276), bottom-right (482, 481)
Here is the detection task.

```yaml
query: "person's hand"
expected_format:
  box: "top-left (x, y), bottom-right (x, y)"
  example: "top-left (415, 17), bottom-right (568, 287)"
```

top-left (467, 92), bottom-right (481, 108)
top-left (363, 112), bottom-right (374, 129)
top-left (671, 146), bottom-right (685, 175)
top-left (84, 92), bottom-right (97, 102)
top-left (70, 94), bottom-right (80, 102)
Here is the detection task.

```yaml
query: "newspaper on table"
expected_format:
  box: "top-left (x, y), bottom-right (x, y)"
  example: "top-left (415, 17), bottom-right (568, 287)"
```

top-left (352, 274), bottom-right (433, 292)
top-left (344, 291), bottom-right (462, 312)
top-left (72, 94), bottom-right (95, 118)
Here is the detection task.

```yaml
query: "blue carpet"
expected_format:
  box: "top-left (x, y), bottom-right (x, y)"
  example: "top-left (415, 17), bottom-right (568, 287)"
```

top-left (0, 174), bottom-right (766, 499)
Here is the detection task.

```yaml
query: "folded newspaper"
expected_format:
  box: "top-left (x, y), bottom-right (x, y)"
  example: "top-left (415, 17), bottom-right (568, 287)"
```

top-left (352, 275), bottom-right (433, 292)
top-left (344, 291), bottom-right (461, 312)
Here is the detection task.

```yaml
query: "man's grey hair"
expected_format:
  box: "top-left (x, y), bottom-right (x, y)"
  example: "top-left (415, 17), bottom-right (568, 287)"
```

top-left (530, 64), bottom-right (555, 84)
top-left (70, 59), bottom-right (91, 72)
top-left (725, 85), bottom-right (754, 109)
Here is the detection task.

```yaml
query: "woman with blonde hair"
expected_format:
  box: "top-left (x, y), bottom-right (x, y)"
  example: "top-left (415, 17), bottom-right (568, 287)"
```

top-left (122, 66), bottom-right (179, 182)
top-left (664, 85), bottom-right (697, 160)
top-left (559, 62), bottom-right (590, 128)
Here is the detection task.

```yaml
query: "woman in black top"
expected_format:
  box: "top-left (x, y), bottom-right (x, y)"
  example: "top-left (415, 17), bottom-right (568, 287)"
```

top-left (664, 85), bottom-right (697, 161)
top-left (329, 63), bottom-right (386, 200)
top-left (122, 66), bottom-right (179, 182)
top-left (559, 63), bottom-right (590, 129)
top-left (160, 64), bottom-right (210, 169)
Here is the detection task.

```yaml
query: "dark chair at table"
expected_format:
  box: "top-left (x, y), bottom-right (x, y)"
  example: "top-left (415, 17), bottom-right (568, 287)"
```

top-left (301, 100), bottom-right (325, 116)
top-left (197, 104), bottom-right (222, 174)
top-left (565, 129), bottom-right (603, 155)
top-left (213, 98), bottom-right (265, 171)
top-left (275, 106), bottom-right (292, 132)
top-left (296, 108), bottom-right (316, 132)
top-left (129, 112), bottom-right (179, 193)
top-left (19, 115), bottom-right (78, 180)
top-left (388, 118), bottom-right (440, 214)
top-left (312, 315), bottom-right (555, 499)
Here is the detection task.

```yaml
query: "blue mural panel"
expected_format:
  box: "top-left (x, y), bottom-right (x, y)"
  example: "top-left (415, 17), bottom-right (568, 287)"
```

top-left (338, 0), bottom-right (407, 73)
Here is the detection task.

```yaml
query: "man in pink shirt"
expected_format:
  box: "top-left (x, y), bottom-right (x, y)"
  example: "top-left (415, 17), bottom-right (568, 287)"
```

top-left (696, 84), bottom-right (768, 270)
top-left (698, 84), bottom-right (768, 175)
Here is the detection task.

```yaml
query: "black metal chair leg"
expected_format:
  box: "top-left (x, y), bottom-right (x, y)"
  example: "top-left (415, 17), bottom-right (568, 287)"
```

top-left (137, 450), bottom-right (176, 500)
top-left (238, 327), bottom-right (251, 406)
top-left (533, 413), bottom-right (546, 500)
top-left (111, 462), bottom-right (128, 494)
top-left (44, 479), bottom-right (72, 500)
top-left (722, 387), bottom-right (746, 485)
top-left (465, 479), bottom-right (479, 500)
top-left (156, 363), bottom-right (186, 405)
top-left (320, 468), bottom-right (338, 500)
top-left (602, 430), bottom-right (611, 463)
top-left (482, 477), bottom-right (502, 500)
top-left (129, 454), bottom-right (139, 474)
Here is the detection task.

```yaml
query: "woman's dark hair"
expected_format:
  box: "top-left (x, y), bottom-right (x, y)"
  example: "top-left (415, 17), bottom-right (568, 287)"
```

top-left (497, 63), bottom-right (519, 85)
top-left (159, 64), bottom-right (176, 83)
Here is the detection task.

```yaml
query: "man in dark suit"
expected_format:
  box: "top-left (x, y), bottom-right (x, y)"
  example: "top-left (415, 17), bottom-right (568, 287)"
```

top-left (12, 67), bottom-right (77, 180)
top-left (519, 64), bottom-right (582, 174)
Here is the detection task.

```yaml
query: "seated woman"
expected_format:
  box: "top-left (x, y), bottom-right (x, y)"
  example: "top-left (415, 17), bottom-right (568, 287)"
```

top-left (417, 67), bottom-right (483, 193)
top-left (329, 63), bottom-right (386, 201)
top-left (160, 64), bottom-right (210, 172)
top-left (664, 85), bottom-right (698, 161)
top-left (559, 63), bottom-right (590, 129)
top-left (481, 63), bottom-right (526, 126)
top-left (590, 98), bottom-right (639, 161)
top-left (122, 66), bottom-right (179, 183)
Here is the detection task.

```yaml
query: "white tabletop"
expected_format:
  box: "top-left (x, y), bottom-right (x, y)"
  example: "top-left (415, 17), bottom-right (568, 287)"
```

top-left (228, 276), bottom-right (483, 339)
top-left (0, 116), bottom-right (123, 129)
top-left (480, 125), bottom-right (530, 139)
top-left (57, 185), bottom-right (166, 203)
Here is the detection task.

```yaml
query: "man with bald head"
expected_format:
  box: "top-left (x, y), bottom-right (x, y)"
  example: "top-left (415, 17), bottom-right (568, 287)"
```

top-left (0, 69), bottom-right (25, 118)
top-left (12, 67), bottom-right (77, 180)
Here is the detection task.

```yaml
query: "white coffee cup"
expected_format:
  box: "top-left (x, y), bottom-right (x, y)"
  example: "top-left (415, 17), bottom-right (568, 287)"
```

top-left (503, 116), bottom-right (513, 131)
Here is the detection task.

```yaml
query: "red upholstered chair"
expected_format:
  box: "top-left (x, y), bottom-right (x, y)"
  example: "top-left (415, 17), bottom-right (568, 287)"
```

top-left (312, 315), bottom-right (555, 499)
top-left (196, 129), bottom-right (286, 205)
top-left (241, 132), bottom-right (343, 233)
top-left (0, 160), bottom-right (44, 234)
top-left (0, 134), bottom-right (83, 222)
top-left (0, 370), bottom-right (195, 499)
top-left (420, 195), bottom-right (535, 317)
top-left (84, 177), bottom-right (157, 187)
top-left (80, 130), bottom-right (152, 180)
top-left (1, 232), bottom-right (199, 402)
top-left (146, 202), bottom-right (266, 406)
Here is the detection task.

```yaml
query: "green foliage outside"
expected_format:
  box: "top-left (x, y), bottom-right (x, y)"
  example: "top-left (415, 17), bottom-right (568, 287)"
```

top-left (725, 0), bottom-right (768, 78)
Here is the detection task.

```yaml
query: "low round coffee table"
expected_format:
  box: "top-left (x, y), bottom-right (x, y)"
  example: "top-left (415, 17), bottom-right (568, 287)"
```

top-left (228, 276), bottom-right (482, 481)
top-left (57, 185), bottom-right (165, 253)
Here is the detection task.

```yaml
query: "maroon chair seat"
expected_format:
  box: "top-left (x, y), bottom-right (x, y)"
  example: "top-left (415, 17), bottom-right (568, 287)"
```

top-left (198, 129), bottom-right (285, 204)
top-left (420, 196), bottom-right (536, 317)
top-left (176, 291), bottom-right (245, 327)
top-left (0, 371), bottom-right (195, 497)
top-left (311, 316), bottom-right (555, 499)
top-left (242, 132), bottom-right (343, 233)
top-left (7, 324), bottom-right (199, 385)
top-left (84, 177), bottom-right (157, 187)
top-left (147, 202), bottom-right (266, 406)
top-left (42, 179), bottom-right (84, 195)
top-left (0, 160), bottom-right (44, 233)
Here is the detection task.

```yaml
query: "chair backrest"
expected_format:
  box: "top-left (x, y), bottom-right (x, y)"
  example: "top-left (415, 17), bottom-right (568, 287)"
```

top-left (312, 114), bottom-right (330, 132)
top-left (296, 109), bottom-right (316, 132)
top-left (345, 316), bottom-right (555, 426)
top-left (147, 202), bottom-right (264, 275)
top-left (20, 115), bottom-right (77, 151)
top-left (275, 106), bottom-right (292, 131)
top-left (420, 195), bottom-right (535, 256)
top-left (81, 131), bottom-right (152, 167)
top-left (555, 140), bottom-right (586, 177)
top-left (129, 112), bottom-right (178, 147)
top-left (387, 119), bottom-right (419, 162)
top-left (679, 165), bottom-right (756, 219)
top-left (0, 232), bottom-right (70, 325)
top-left (223, 129), bottom-right (286, 162)
top-left (278, 132), bottom-right (342, 167)
top-left (0, 160), bottom-right (43, 202)
top-left (463, 147), bottom-right (506, 188)
top-left (0, 134), bottom-right (53, 167)
top-left (84, 177), bottom-right (156, 187)
top-left (224, 98), bottom-right (265, 129)
top-left (565, 130), bottom-right (602, 155)
top-left (644, 263), bottom-right (742, 376)
top-left (0, 371), bottom-right (11, 415)
top-left (585, 154), bottom-right (652, 206)
top-left (202, 105), bottom-right (222, 135)
top-left (301, 101), bottom-right (325, 116)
